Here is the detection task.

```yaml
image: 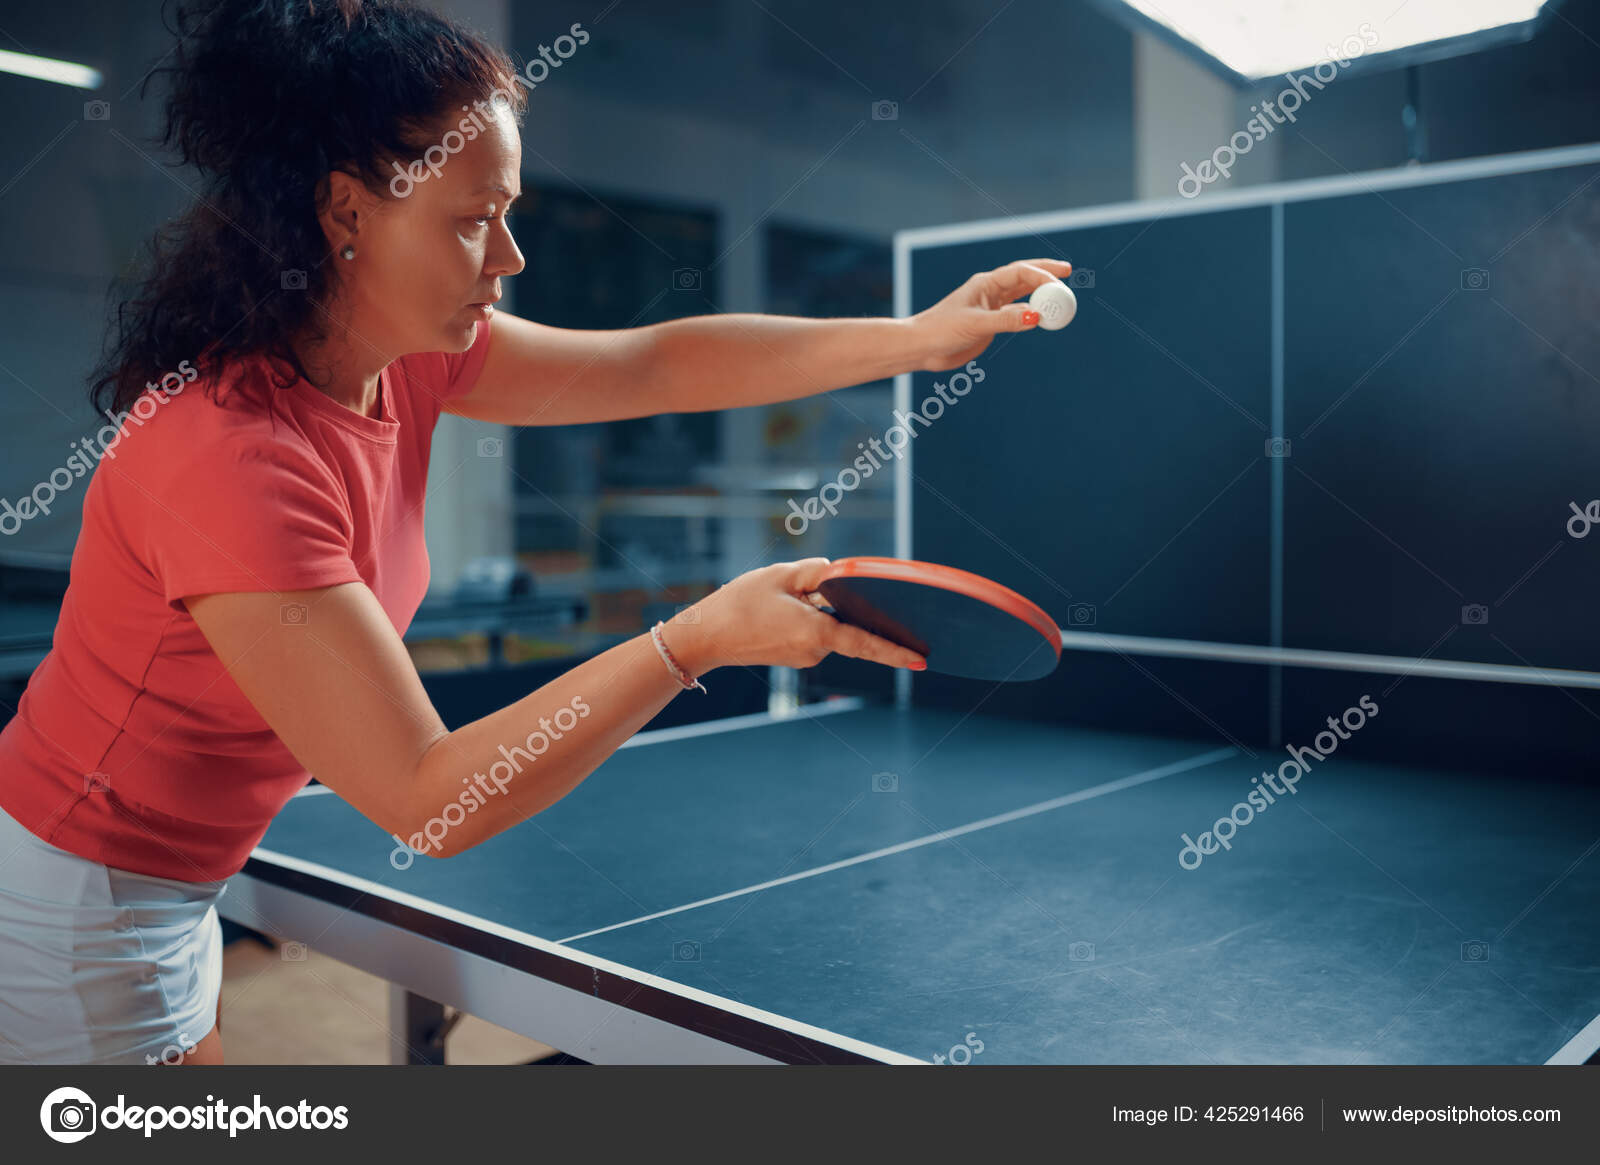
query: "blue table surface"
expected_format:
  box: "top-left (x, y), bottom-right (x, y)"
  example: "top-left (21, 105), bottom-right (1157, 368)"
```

top-left (253, 704), bottom-right (1600, 1064)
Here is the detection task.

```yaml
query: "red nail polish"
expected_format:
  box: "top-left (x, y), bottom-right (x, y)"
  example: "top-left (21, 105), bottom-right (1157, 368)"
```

top-left (911, 660), bottom-right (927, 671)
top-left (1022, 310), bottom-right (1040, 326)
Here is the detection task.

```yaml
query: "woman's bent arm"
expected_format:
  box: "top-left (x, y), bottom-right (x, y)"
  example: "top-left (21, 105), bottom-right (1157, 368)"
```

top-left (186, 581), bottom-right (693, 858)
top-left (184, 563), bottom-right (919, 858)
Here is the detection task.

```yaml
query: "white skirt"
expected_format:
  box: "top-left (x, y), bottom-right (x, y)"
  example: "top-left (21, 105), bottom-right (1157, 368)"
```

top-left (0, 800), bottom-right (227, 1064)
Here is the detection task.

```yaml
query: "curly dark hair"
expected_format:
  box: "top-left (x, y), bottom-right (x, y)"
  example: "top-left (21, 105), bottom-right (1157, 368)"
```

top-left (89, 0), bottom-right (527, 416)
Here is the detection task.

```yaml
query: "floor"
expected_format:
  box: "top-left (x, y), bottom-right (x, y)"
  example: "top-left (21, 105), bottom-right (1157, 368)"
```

top-left (219, 935), bottom-right (559, 1065)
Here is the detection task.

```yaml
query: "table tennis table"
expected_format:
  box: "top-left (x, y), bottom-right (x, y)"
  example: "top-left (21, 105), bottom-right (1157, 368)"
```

top-left (222, 696), bottom-right (1600, 1065)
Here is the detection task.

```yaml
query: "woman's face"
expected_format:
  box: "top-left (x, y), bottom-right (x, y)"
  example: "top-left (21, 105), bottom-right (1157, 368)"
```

top-left (326, 102), bottom-right (526, 359)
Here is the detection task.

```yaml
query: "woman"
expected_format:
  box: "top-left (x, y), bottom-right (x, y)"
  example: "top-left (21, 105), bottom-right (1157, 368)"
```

top-left (0, 0), bottom-right (1066, 1066)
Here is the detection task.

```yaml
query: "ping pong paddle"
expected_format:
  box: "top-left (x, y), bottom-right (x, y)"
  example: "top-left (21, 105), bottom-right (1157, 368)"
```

top-left (806, 557), bottom-right (1061, 681)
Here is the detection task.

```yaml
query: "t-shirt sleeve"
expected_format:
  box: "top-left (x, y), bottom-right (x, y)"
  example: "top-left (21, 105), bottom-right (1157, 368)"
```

top-left (122, 437), bottom-right (363, 608)
top-left (390, 313), bottom-right (495, 420)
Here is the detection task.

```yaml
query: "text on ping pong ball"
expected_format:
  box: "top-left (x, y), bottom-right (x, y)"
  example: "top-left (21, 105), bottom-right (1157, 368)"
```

top-left (1028, 280), bottom-right (1077, 330)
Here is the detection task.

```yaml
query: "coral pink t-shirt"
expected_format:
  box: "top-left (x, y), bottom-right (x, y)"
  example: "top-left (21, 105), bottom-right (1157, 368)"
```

top-left (0, 318), bottom-right (493, 881)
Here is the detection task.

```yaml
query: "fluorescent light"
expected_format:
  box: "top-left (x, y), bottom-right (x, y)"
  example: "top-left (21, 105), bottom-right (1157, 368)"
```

top-left (1115, 0), bottom-right (1549, 79)
top-left (0, 48), bottom-right (102, 90)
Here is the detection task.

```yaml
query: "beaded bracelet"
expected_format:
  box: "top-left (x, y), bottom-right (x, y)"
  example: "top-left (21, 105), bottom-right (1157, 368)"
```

top-left (651, 620), bottom-right (707, 694)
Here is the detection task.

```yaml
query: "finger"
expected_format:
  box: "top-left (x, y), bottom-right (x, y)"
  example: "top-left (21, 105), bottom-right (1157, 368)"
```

top-left (823, 619), bottom-right (926, 671)
top-left (975, 261), bottom-right (1065, 306)
top-left (781, 557), bottom-right (834, 594)
top-left (1021, 257), bottom-right (1073, 280)
top-left (987, 302), bottom-right (1043, 333)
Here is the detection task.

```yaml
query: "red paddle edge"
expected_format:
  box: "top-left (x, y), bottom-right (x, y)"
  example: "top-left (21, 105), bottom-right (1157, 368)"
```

top-left (818, 557), bottom-right (1062, 665)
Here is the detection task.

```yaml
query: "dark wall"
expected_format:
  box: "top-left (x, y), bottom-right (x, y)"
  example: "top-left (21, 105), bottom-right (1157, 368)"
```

top-left (1274, 0), bottom-right (1600, 176)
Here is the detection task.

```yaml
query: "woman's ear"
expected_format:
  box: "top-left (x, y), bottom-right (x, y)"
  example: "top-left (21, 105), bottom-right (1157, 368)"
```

top-left (315, 169), bottom-right (379, 250)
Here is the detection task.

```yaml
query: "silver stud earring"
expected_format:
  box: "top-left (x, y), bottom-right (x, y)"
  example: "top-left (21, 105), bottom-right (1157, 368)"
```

top-left (340, 245), bottom-right (356, 260)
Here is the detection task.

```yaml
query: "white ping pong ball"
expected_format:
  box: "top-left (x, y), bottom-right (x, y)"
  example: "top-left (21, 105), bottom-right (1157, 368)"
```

top-left (1028, 280), bottom-right (1077, 330)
